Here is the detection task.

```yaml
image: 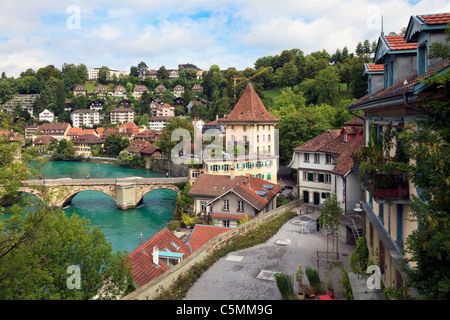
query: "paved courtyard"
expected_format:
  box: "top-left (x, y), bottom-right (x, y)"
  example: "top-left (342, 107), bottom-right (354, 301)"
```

top-left (185, 208), bottom-right (356, 300)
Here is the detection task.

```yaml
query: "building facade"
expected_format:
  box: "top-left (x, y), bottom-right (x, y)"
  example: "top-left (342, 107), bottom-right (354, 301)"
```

top-left (110, 107), bottom-right (136, 124)
top-left (70, 109), bottom-right (100, 128)
top-left (348, 13), bottom-right (449, 295)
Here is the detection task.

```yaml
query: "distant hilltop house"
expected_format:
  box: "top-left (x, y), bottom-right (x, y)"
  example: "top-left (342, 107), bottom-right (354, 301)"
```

top-left (38, 109), bottom-right (55, 123)
top-left (87, 99), bottom-right (104, 112)
top-left (94, 85), bottom-right (107, 96)
top-left (87, 68), bottom-right (129, 81)
top-left (148, 116), bottom-right (173, 131)
top-left (191, 84), bottom-right (203, 96)
top-left (73, 85), bottom-right (87, 96)
top-left (133, 85), bottom-right (148, 99)
top-left (114, 85), bottom-right (127, 97)
top-left (173, 84), bottom-right (185, 98)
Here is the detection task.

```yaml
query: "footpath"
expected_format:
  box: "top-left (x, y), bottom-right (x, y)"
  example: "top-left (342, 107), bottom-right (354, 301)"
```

top-left (185, 209), bottom-right (355, 300)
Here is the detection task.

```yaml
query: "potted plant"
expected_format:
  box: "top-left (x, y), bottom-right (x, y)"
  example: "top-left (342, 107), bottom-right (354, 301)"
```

top-left (295, 264), bottom-right (305, 300)
top-left (327, 275), bottom-right (335, 298)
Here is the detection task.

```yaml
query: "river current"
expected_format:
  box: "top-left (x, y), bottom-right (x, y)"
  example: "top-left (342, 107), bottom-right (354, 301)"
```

top-left (39, 161), bottom-right (177, 254)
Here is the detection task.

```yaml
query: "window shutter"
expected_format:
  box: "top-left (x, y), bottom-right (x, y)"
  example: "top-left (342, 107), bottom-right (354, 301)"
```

top-left (308, 172), bottom-right (313, 181)
top-left (318, 174), bottom-right (324, 183)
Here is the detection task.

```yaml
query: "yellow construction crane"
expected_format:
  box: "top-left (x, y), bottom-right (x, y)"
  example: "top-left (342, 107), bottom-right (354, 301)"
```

top-left (231, 67), bottom-right (269, 99)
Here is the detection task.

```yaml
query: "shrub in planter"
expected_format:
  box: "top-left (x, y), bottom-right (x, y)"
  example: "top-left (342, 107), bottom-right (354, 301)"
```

top-left (305, 266), bottom-right (325, 294)
top-left (274, 273), bottom-right (295, 300)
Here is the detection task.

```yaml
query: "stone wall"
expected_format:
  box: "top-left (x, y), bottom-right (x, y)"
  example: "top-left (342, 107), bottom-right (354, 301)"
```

top-left (146, 157), bottom-right (188, 177)
top-left (122, 199), bottom-right (302, 300)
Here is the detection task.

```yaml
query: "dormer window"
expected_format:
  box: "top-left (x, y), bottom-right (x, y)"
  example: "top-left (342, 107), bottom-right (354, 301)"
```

top-left (418, 42), bottom-right (428, 76)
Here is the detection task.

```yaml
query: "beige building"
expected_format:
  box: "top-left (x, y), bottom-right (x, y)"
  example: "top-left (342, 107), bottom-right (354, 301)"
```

top-left (202, 83), bottom-right (279, 184)
top-left (110, 107), bottom-right (136, 124)
top-left (348, 13), bottom-right (449, 295)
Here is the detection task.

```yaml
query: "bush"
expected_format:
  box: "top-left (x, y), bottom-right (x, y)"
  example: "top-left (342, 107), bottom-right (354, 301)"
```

top-left (167, 220), bottom-right (181, 231)
top-left (305, 266), bottom-right (325, 294)
top-left (350, 237), bottom-right (369, 273)
top-left (274, 273), bottom-right (295, 300)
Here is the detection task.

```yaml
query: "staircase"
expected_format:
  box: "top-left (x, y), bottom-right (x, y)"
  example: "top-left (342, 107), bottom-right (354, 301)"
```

top-left (343, 215), bottom-right (363, 244)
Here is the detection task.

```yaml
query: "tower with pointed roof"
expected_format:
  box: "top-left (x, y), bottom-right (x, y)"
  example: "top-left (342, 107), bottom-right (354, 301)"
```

top-left (202, 82), bottom-right (280, 183)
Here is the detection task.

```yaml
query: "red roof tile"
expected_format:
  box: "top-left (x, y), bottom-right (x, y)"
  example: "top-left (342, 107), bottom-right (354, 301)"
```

top-left (417, 13), bottom-right (450, 25)
top-left (293, 130), bottom-right (341, 152)
top-left (187, 225), bottom-right (231, 252)
top-left (129, 228), bottom-right (191, 287)
top-left (367, 64), bottom-right (384, 72)
top-left (384, 35), bottom-right (417, 51)
top-left (223, 83), bottom-right (279, 123)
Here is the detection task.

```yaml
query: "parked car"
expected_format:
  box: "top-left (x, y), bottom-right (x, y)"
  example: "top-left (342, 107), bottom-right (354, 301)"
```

top-left (279, 186), bottom-right (293, 198)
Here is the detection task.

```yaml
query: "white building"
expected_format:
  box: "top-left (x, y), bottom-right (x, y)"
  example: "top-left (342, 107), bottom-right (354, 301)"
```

top-left (110, 107), bottom-right (136, 125)
top-left (70, 109), bottom-right (100, 128)
top-left (148, 116), bottom-right (173, 131)
top-left (87, 68), bottom-right (129, 81)
top-left (39, 109), bottom-right (54, 123)
top-left (288, 118), bottom-right (364, 212)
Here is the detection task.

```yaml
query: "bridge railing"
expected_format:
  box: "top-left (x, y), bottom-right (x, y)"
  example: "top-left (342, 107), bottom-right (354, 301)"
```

top-left (24, 177), bottom-right (189, 186)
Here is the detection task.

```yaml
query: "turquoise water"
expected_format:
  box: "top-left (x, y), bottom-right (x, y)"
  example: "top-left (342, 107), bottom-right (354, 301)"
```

top-left (39, 161), bottom-right (177, 253)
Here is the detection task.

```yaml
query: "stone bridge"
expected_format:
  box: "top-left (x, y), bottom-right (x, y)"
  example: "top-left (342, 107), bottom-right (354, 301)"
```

top-left (20, 177), bottom-right (188, 210)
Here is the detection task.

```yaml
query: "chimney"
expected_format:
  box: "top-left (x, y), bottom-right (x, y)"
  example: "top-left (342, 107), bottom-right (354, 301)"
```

top-left (153, 246), bottom-right (159, 267)
top-left (230, 164), bottom-right (235, 180)
top-left (216, 114), bottom-right (219, 121)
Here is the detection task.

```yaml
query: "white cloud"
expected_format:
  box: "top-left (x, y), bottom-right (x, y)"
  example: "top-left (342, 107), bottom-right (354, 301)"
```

top-left (1, 0), bottom-right (450, 77)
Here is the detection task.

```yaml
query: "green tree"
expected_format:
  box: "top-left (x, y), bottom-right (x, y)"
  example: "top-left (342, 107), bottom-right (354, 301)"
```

top-left (173, 192), bottom-right (183, 220)
top-left (117, 150), bottom-right (130, 166)
top-left (51, 139), bottom-right (75, 161)
top-left (156, 117), bottom-right (194, 159)
top-left (103, 134), bottom-right (130, 156)
top-left (318, 193), bottom-right (343, 236)
top-left (314, 67), bottom-right (340, 105)
top-left (98, 66), bottom-right (110, 84)
top-left (157, 66), bottom-right (169, 81)
top-left (137, 61), bottom-right (148, 79)
top-left (281, 61), bottom-right (299, 89)
top-left (399, 35), bottom-right (450, 298)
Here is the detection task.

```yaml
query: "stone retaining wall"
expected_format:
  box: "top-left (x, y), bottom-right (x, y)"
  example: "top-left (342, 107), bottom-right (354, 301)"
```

top-left (122, 199), bottom-right (302, 300)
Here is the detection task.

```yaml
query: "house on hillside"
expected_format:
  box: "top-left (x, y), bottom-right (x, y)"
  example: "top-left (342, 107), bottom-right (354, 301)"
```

top-left (72, 134), bottom-right (105, 157)
top-left (39, 109), bottom-right (55, 123)
top-left (33, 123), bottom-right (71, 141)
top-left (73, 85), bottom-right (87, 96)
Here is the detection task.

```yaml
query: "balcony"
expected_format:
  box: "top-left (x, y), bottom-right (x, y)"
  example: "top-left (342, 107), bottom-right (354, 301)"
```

top-left (364, 172), bottom-right (409, 201)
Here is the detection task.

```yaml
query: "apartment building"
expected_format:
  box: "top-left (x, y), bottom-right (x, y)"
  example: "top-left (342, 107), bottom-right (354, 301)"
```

top-left (70, 109), bottom-right (100, 128)
top-left (110, 107), bottom-right (136, 124)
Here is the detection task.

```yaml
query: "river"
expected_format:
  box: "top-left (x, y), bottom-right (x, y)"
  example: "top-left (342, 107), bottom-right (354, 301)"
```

top-left (39, 161), bottom-right (177, 254)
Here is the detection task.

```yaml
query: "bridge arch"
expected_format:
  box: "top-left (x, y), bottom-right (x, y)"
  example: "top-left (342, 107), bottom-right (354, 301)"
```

top-left (61, 189), bottom-right (117, 208)
top-left (135, 184), bottom-right (180, 206)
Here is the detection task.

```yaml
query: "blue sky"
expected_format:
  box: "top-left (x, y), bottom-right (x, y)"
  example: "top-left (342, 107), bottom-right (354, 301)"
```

top-left (1, 0), bottom-right (449, 77)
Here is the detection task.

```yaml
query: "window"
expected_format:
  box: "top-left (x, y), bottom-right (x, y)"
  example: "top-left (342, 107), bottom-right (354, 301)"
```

top-left (318, 173), bottom-right (325, 183)
top-left (223, 200), bottom-right (229, 211)
top-left (243, 125), bottom-right (247, 131)
top-left (237, 200), bottom-right (244, 212)
top-left (256, 135), bottom-right (259, 142)
top-left (308, 172), bottom-right (314, 181)
top-left (418, 42), bottom-right (428, 76)
top-left (223, 220), bottom-right (230, 227)
top-left (303, 172), bottom-right (308, 181)
top-left (326, 154), bottom-right (332, 164)
top-left (314, 154), bottom-right (320, 164)
top-left (268, 146), bottom-right (271, 153)
top-left (304, 153), bottom-right (310, 163)
top-left (212, 165), bottom-right (218, 172)
top-left (326, 174), bottom-right (331, 183)
top-left (224, 164), bottom-right (229, 172)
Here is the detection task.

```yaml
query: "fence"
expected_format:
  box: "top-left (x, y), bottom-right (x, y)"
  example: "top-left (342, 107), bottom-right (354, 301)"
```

top-left (122, 198), bottom-right (301, 300)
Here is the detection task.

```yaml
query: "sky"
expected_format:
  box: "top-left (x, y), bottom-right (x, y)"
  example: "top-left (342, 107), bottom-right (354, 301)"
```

top-left (1, 0), bottom-right (449, 77)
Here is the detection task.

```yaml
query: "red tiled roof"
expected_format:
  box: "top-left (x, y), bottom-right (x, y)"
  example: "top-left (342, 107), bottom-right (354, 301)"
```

top-left (331, 130), bottom-right (364, 176)
top-left (384, 35), bottom-right (417, 51)
top-left (367, 64), bottom-right (384, 72)
top-left (33, 135), bottom-right (55, 145)
top-left (232, 177), bottom-right (282, 211)
top-left (350, 60), bottom-right (449, 109)
top-left (189, 175), bottom-right (247, 197)
top-left (187, 225), bottom-right (231, 252)
top-left (129, 228), bottom-right (191, 287)
top-left (417, 13), bottom-right (450, 25)
top-left (293, 130), bottom-right (341, 152)
top-left (223, 83), bottom-right (280, 123)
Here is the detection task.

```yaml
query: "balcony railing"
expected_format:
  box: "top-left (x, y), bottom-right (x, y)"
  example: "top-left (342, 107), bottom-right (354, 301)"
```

top-left (364, 172), bottom-right (409, 201)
